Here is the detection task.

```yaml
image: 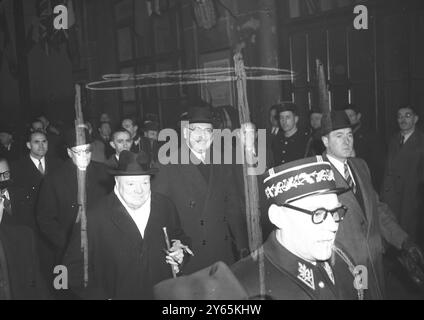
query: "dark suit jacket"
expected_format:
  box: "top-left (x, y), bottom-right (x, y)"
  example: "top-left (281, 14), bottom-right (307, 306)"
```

top-left (0, 224), bottom-right (49, 299)
top-left (153, 148), bottom-right (249, 274)
top-left (10, 155), bottom-right (63, 230)
top-left (63, 192), bottom-right (189, 300)
top-left (325, 155), bottom-right (408, 299)
top-left (36, 159), bottom-right (113, 259)
top-left (380, 130), bottom-right (424, 241)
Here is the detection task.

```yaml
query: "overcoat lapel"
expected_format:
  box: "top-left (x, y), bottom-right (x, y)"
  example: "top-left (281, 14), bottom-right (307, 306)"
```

top-left (108, 194), bottom-right (144, 253)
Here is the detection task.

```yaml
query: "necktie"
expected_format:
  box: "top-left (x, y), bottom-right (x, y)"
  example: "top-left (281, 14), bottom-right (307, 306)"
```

top-left (1, 191), bottom-right (12, 216)
top-left (38, 160), bottom-right (45, 175)
top-left (400, 135), bottom-right (405, 147)
top-left (344, 162), bottom-right (356, 194)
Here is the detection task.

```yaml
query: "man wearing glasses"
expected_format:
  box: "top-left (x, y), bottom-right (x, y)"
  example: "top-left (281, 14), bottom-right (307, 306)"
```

top-left (36, 127), bottom-right (113, 292)
top-left (154, 157), bottom-right (359, 300)
top-left (153, 99), bottom-right (248, 274)
top-left (321, 111), bottom-right (424, 299)
top-left (228, 156), bottom-right (361, 300)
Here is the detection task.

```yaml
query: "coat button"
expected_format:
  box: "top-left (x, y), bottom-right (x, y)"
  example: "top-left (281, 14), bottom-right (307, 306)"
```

top-left (189, 200), bottom-right (196, 208)
top-left (202, 240), bottom-right (206, 246)
top-left (319, 282), bottom-right (325, 289)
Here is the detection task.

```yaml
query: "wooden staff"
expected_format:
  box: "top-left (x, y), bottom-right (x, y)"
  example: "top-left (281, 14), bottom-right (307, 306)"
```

top-left (316, 59), bottom-right (331, 113)
top-left (163, 227), bottom-right (177, 279)
top-left (233, 52), bottom-right (265, 298)
top-left (74, 84), bottom-right (89, 287)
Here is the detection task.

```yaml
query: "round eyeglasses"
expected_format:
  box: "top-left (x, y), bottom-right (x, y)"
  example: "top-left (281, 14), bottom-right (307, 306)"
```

top-left (0, 171), bottom-right (11, 181)
top-left (282, 203), bottom-right (348, 225)
top-left (70, 147), bottom-right (92, 156)
top-left (188, 126), bottom-right (213, 136)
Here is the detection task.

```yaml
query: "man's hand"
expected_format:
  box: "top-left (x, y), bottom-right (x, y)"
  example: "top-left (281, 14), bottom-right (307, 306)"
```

top-left (402, 239), bottom-right (424, 267)
top-left (164, 240), bottom-right (194, 274)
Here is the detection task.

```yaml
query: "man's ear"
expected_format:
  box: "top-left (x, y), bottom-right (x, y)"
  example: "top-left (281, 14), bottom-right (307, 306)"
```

top-left (66, 148), bottom-right (73, 159)
top-left (322, 135), bottom-right (329, 148)
top-left (414, 115), bottom-right (419, 125)
top-left (357, 113), bottom-right (362, 122)
top-left (268, 204), bottom-right (285, 229)
top-left (26, 142), bottom-right (31, 151)
top-left (295, 115), bottom-right (299, 125)
top-left (110, 141), bottom-right (116, 150)
top-left (183, 127), bottom-right (189, 140)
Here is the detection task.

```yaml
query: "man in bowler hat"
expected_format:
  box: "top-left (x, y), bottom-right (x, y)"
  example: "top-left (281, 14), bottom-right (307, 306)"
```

top-left (64, 151), bottom-right (191, 299)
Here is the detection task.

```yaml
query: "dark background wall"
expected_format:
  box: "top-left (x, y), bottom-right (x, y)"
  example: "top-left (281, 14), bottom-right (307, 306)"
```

top-left (1, 0), bottom-right (423, 140)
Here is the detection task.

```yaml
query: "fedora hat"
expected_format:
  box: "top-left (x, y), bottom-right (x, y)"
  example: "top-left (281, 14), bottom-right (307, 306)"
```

top-left (109, 150), bottom-right (158, 176)
top-left (320, 111), bottom-right (353, 137)
top-left (64, 126), bottom-right (93, 149)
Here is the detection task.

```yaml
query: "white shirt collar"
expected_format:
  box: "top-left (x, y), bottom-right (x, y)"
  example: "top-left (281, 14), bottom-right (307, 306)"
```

top-left (186, 142), bottom-right (207, 164)
top-left (30, 154), bottom-right (46, 172)
top-left (327, 154), bottom-right (356, 184)
top-left (114, 186), bottom-right (151, 238)
top-left (402, 130), bottom-right (414, 143)
top-left (1, 189), bottom-right (10, 200)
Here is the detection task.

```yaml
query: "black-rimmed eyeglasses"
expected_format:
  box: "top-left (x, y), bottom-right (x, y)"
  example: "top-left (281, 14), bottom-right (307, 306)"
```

top-left (0, 171), bottom-right (10, 181)
top-left (282, 203), bottom-right (348, 225)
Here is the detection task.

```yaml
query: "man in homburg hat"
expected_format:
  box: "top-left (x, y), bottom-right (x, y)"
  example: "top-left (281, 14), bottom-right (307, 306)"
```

top-left (153, 98), bottom-right (248, 274)
top-left (37, 127), bottom-right (113, 271)
top-left (320, 110), bottom-right (424, 299)
top-left (64, 150), bottom-right (191, 300)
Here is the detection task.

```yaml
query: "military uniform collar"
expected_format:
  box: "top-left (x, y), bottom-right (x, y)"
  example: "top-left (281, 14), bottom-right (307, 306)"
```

top-left (263, 232), bottom-right (337, 297)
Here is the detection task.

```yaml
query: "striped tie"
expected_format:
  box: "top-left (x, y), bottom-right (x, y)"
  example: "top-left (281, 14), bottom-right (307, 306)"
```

top-left (344, 162), bottom-right (356, 194)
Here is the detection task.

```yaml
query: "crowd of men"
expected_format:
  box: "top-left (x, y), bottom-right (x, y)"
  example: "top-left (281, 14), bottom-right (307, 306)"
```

top-left (0, 100), bottom-right (424, 300)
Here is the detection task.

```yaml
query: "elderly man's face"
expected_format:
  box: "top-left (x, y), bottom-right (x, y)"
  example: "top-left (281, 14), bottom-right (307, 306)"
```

top-left (184, 123), bottom-right (213, 154)
top-left (116, 175), bottom-right (151, 210)
top-left (397, 108), bottom-right (418, 133)
top-left (0, 160), bottom-right (10, 183)
top-left (322, 128), bottom-right (354, 162)
top-left (110, 131), bottom-right (132, 156)
top-left (273, 193), bottom-right (341, 262)
top-left (67, 144), bottom-right (92, 170)
top-left (27, 132), bottom-right (48, 159)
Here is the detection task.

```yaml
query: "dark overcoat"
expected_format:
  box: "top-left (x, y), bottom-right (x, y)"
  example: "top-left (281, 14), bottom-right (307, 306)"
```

top-left (380, 130), bottom-right (424, 242)
top-left (0, 224), bottom-right (50, 299)
top-left (36, 159), bottom-right (113, 259)
top-left (152, 148), bottom-right (248, 274)
top-left (63, 192), bottom-right (189, 300)
top-left (325, 155), bottom-right (408, 299)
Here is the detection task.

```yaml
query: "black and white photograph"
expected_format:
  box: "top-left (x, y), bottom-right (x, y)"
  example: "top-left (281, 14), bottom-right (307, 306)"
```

top-left (0, 0), bottom-right (424, 304)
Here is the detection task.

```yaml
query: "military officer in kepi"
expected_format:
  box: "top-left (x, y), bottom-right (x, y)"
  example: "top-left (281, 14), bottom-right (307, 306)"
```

top-left (154, 156), bottom-right (365, 300)
top-left (232, 156), bottom-right (362, 300)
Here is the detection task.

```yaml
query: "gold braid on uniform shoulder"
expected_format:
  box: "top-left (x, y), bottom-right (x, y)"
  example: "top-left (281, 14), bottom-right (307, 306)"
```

top-left (332, 246), bottom-right (364, 300)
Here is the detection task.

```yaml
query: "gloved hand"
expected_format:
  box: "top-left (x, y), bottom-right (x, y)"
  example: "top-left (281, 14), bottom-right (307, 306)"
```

top-left (399, 239), bottom-right (424, 289)
top-left (402, 238), bottom-right (424, 267)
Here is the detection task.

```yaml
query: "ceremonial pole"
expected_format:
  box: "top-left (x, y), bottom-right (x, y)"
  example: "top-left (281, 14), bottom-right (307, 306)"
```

top-left (74, 84), bottom-right (89, 287)
top-left (234, 52), bottom-right (265, 298)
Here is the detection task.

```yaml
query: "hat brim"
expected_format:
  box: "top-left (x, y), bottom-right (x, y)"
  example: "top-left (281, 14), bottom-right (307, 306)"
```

top-left (320, 124), bottom-right (354, 137)
top-left (286, 186), bottom-right (350, 204)
top-left (188, 119), bottom-right (214, 124)
top-left (108, 168), bottom-right (159, 176)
